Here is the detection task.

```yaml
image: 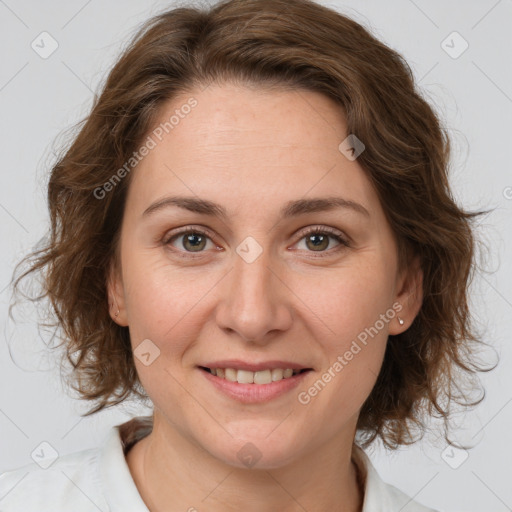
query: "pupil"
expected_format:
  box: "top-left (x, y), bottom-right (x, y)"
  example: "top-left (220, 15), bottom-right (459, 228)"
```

top-left (185, 233), bottom-right (205, 251)
top-left (308, 234), bottom-right (328, 251)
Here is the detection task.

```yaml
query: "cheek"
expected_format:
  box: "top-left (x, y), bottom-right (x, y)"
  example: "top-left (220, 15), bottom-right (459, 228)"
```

top-left (121, 249), bottom-right (212, 338)
top-left (297, 304), bottom-right (389, 434)
top-left (292, 259), bottom-right (395, 342)
top-left (291, 263), bottom-right (392, 406)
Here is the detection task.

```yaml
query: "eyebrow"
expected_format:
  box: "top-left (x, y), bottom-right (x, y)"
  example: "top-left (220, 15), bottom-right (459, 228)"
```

top-left (142, 195), bottom-right (370, 219)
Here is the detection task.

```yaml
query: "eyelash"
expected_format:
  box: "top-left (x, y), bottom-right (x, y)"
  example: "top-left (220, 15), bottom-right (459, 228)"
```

top-left (162, 225), bottom-right (350, 259)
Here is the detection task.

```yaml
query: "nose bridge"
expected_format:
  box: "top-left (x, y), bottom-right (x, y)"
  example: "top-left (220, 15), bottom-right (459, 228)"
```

top-left (215, 241), bottom-right (291, 342)
top-left (234, 247), bottom-right (273, 303)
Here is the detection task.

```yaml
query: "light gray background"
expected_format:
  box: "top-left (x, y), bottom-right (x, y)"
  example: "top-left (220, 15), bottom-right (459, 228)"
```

top-left (1, 1), bottom-right (511, 511)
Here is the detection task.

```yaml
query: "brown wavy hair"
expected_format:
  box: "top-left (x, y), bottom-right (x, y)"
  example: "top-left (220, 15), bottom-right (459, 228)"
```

top-left (9, 0), bottom-right (495, 449)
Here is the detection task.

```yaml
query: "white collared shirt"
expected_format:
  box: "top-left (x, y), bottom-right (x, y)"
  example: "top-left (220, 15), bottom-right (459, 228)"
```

top-left (0, 417), bottom-right (439, 511)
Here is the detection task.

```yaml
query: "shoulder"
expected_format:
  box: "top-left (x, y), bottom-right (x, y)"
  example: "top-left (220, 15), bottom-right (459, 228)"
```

top-left (0, 445), bottom-right (107, 512)
top-left (352, 444), bottom-right (440, 512)
top-left (0, 417), bottom-right (152, 512)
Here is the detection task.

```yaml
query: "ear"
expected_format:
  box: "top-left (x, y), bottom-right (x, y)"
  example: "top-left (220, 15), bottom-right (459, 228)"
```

top-left (388, 252), bottom-right (423, 335)
top-left (106, 259), bottom-right (129, 327)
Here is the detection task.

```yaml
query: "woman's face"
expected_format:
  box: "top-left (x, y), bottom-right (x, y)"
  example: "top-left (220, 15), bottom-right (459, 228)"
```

top-left (109, 83), bottom-right (422, 468)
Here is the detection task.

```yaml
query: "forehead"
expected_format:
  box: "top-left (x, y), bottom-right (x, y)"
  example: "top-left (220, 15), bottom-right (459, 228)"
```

top-left (126, 83), bottom-right (381, 221)
top-left (165, 83), bottom-right (347, 157)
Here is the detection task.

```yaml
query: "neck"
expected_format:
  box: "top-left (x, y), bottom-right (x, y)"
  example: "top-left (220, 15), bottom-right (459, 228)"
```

top-left (125, 416), bottom-right (364, 512)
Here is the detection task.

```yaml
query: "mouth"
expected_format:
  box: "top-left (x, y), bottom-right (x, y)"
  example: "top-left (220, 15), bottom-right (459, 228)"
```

top-left (197, 364), bottom-right (313, 403)
top-left (198, 366), bottom-right (312, 385)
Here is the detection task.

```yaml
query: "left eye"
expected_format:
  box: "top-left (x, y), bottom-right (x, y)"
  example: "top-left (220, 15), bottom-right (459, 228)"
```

top-left (294, 228), bottom-right (348, 252)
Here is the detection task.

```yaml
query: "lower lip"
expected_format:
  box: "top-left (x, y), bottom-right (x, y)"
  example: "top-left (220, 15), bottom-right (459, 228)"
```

top-left (198, 367), bottom-right (311, 404)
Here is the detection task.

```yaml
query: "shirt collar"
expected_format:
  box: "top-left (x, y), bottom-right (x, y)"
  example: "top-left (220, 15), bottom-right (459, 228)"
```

top-left (99, 419), bottom-right (151, 511)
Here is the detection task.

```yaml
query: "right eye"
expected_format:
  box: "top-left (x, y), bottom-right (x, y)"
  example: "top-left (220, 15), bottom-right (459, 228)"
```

top-left (163, 226), bottom-right (220, 257)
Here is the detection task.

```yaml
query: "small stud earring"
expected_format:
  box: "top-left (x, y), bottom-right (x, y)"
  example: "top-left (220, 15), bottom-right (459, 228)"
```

top-left (398, 317), bottom-right (404, 325)
top-left (110, 300), bottom-right (120, 318)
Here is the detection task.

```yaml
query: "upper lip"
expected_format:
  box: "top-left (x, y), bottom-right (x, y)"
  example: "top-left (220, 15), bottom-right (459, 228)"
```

top-left (199, 360), bottom-right (313, 372)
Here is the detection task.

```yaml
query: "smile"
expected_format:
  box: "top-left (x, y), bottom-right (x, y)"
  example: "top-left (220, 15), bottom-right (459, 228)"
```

top-left (198, 366), bottom-right (313, 403)
top-left (200, 366), bottom-right (310, 384)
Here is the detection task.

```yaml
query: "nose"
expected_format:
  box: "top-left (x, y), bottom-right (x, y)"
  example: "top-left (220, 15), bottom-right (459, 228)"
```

top-left (214, 245), bottom-right (293, 344)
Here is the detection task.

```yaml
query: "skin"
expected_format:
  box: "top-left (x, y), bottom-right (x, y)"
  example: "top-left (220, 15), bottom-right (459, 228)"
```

top-left (108, 83), bottom-right (423, 512)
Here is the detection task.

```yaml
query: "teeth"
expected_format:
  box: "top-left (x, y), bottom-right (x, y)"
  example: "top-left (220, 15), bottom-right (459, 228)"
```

top-left (225, 368), bottom-right (237, 382)
top-left (254, 369), bottom-right (271, 384)
top-left (207, 367), bottom-right (303, 384)
top-left (237, 369), bottom-right (254, 384)
top-left (271, 368), bottom-right (284, 381)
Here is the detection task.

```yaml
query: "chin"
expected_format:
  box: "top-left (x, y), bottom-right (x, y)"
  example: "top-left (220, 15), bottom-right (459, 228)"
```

top-left (199, 428), bottom-right (303, 470)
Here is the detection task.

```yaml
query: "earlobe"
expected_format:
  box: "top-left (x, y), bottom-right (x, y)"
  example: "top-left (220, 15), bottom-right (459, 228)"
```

top-left (107, 263), bottom-right (128, 326)
top-left (110, 297), bottom-right (120, 319)
top-left (390, 254), bottom-right (423, 335)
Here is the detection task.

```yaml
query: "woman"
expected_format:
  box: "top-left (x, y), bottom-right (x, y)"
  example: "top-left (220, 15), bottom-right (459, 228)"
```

top-left (1, 0), bottom-right (491, 510)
